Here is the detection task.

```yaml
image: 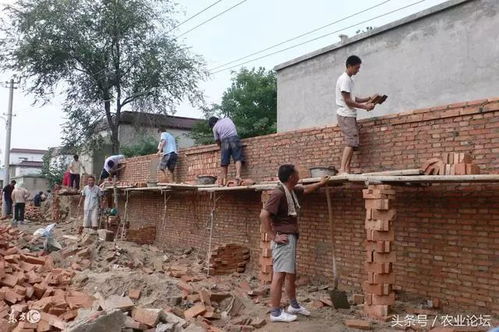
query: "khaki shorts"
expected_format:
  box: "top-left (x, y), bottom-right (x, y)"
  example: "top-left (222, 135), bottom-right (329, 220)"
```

top-left (337, 115), bottom-right (359, 148)
top-left (271, 233), bottom-right (297, 274)
top-left (83, 209), bottom-right (99, 228)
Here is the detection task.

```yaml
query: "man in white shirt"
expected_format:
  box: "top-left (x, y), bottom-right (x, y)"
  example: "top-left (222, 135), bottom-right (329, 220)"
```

top-left (336, 55), bottom-right (376, 174)
top-left (157, 128), bottom-right (178, 183)
top-left (68, 154), bottom-right (86, 189)
top-left (11, 185), bottom-right (30, 225)
top-left (99, 154), bottom-right (126, 183)
top-left (79, 175), bottom-right (101, 232)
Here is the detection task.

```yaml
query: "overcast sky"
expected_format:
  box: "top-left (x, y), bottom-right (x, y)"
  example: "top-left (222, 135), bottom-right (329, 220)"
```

top-left (0, 0), bottom-right (448, 160)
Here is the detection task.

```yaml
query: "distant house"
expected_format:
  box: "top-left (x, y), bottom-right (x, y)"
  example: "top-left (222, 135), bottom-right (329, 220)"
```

top-left (9, 148), bottom-right (47, 178)
top-left (8, 148), bottom-right (50, 194)
top-left (81, 111), bottom-right (202, 176)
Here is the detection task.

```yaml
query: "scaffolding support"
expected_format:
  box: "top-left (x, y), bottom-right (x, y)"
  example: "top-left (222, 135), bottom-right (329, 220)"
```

top-left (206, 192), bottom-right (222, 277)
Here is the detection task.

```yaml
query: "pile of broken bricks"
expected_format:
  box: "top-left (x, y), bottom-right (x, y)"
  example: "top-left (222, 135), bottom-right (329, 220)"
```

top-left (25, 205), bottom-right (46, 223)
top-left (0, 225), bottom-right (95, 330)
top-left (165, 264), bottom-right (269, 331)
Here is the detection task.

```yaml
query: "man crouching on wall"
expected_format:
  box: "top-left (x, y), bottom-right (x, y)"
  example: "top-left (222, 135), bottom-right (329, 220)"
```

top-left (260, 164), bottom-right (329, 322)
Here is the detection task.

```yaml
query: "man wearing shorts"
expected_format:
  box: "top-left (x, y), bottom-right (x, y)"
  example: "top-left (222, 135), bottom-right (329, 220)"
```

top-left (157, 128), bottom-right (178, 183)
top-left (260, 164), bottom-right (328, 323)
top-left (99, 154), bottom-right (126, 183)
top-left (208, 116), bottom-right (244, 185)
top-left (79, 175), bottom-right (101, 233)
top-left (336, 55), bottom-right (376, 174)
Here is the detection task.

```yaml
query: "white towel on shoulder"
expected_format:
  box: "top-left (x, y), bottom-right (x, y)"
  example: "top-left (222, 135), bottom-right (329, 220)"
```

top-left (278, 182), bottom-right (301, 216)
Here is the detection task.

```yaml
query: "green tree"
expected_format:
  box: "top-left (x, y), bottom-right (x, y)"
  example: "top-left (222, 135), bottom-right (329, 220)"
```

top-left (41, 148), bottom-right (68, 188)
top-left (0, 0), bottom-right (205, 153)
top-left (121, 136), bottom-right (158, 157)
top-left (191, 67), bottom-right (277, 145)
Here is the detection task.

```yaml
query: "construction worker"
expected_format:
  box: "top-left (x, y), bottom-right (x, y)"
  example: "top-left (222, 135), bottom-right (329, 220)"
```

top-left (208, 116), bottom-right (244, 186)
top-left (68, 154), bottom-right (86, 189)
top-left (11, 184), bottom-right (30, 226)
top-left (99, 154), bottom-right (126, 183)
top-left (336, 55), bottom-right (377, 174)
top-left (78, 175), bottom-right (101, 233)
top-left (260, 164), bottom-right (329, 323)
top-left (156, 128), bottom-right (178, 183)
top-left (33, 191), bottom-right (44, 207)
top-left (1, 180), bottom-right (16, 219)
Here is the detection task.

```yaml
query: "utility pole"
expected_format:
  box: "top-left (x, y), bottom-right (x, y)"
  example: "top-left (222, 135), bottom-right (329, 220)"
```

top-left (3, 78), bottom-right (18, 187)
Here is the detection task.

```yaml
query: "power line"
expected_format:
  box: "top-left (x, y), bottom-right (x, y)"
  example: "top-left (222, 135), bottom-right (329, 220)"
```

top-left (168, 0), bottom-right (224, 34)
top-left (209, 0), bottom-right (392, 71)
top-left (177, 0), bottom-right (248, 38)
top-left (211, 0), bottom-right (426, 74)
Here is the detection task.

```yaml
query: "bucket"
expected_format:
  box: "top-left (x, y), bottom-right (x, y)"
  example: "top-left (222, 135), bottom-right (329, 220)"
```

top-left (197, 175), bottom-right (217, 185)
top-left (309, 166), bottom-right (338, 178)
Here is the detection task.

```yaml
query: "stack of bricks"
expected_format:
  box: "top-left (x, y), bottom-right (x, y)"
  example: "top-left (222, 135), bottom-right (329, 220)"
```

top-left (207, 244), bottom-right (250, 275)
top-left (259, 191), bottom-right (273, 285)
top-left (441, 152), bottom-right (480, 175)
top-left (363, 184), bottom-right (396, 320)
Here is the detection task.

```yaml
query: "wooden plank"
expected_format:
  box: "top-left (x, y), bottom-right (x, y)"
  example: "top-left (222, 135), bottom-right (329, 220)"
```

top-left (303, 174), bottom-right (499, 184)
top-left (361, 169), bottom-right (423, 176)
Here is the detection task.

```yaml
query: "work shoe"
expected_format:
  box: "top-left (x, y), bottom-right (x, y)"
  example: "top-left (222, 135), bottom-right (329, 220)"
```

top-left (270, 310), bottom-right (297, 322)
top-left (287, 304), bottom-right (311, 316)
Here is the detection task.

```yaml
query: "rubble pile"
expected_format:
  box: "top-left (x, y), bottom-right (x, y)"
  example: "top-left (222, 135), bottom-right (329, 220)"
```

top-left (25, 205), bottom-right (46, 223)
top-left (0, 225), bottom-right (94, 330)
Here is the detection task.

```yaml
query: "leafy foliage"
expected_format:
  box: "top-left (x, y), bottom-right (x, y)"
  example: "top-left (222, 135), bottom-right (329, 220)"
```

top-left (191, 67), bottom-right (277, 145)
top-left (121, 136), bottom-right (158, 157)
top-left (0, 0), bottom-right (206, 153)
top-left (41, 148), bottom-right (67, 188)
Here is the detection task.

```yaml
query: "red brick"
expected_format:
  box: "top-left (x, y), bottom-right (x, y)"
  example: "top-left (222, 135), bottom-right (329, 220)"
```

top-left (344, 319), bottom-right (372, 330)
top-left (366, 230), bottom-right (394, 241)
top-left (352, 294), bottom-right (364, 305)
top-left (132, 307), bottom-right (161, 327)
top-left (365, 199), bottom-right (390, 210)
top-left (184, 303), bottom-right (207, 319)
top-left (128, 288), bottom-right (141, 300)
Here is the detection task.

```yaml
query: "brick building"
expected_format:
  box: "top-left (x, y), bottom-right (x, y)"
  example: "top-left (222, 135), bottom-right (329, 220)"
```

top-left (107, 98), bottom-right (498, 315)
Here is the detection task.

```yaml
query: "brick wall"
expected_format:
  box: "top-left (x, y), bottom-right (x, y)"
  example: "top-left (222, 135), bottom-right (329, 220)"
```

top-left (116, 98), bottom-right (499, 315)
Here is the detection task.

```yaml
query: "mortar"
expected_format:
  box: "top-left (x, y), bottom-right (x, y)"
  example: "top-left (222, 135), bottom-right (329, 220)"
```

top-left (309, 166), bottom-right (338, 178)
top-left (197, 175), bottom-right (217, 185)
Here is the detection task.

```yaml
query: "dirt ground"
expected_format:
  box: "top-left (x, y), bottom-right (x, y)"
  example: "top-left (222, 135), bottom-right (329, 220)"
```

top-left (13, 215), bottom-right (498, 332)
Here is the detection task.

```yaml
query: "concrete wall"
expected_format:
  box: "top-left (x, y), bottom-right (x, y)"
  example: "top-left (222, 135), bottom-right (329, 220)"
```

top-left (275, 0), bottom-right (499, 131)
top-left (10, 166), bottom-right (42, 178)
top-left (12, 176), bottom-right (50, 195)
top-left (10, 152), bottom-right (44, 163)
top-left (119, 125), bottom-right (196, 149)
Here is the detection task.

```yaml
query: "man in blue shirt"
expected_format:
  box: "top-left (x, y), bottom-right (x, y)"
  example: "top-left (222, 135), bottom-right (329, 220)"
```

top-left (157, 128), bottom-right (178, 183)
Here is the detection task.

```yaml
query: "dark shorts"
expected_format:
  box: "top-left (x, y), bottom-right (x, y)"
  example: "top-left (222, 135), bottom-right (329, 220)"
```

top-left (337, 114), bottom-right (359, 148)
top-left (221, 136), bottom-right (244, 166)
top-left (159, 152), bottom-right (178, 172)
top-left (100, 169), bottom-right (110, 180)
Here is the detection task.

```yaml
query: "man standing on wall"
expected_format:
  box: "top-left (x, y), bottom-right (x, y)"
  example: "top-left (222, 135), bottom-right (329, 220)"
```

top-left (1, 180), bottom-right (16, 220)
top-left (208, 116), bottom-right (244, 186)
top-left (68, 154), bottom-right (86, 189)
top-left (336, 55), bottom-right (377, 174)
top-left (260, 164), bottom-right (329, 322)
top-left (11, 184), bottom-right (30, 226)
top-left (157, 128), bottom-right (178, 183)
top-left (79, 175), bottom-right (101, 233)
